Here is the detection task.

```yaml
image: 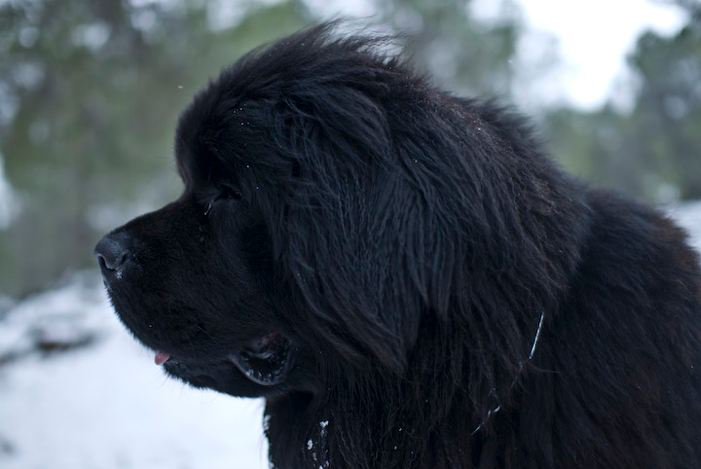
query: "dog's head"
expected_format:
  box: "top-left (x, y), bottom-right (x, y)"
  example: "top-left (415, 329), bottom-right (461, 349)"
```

top-left (96, 24), bottom-right (583, 402)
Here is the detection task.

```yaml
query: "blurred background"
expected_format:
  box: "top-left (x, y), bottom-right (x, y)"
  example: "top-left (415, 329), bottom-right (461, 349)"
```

top-left (0, 0), bottom-right (699, 468)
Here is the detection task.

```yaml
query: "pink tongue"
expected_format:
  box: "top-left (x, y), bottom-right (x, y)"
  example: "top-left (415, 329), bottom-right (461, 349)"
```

top-left (154, 352), bottom-right (171, 366)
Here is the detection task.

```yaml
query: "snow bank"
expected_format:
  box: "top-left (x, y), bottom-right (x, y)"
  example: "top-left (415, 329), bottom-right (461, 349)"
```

top-left (668, 201), bottom-right (701, 254)
top-left (0, 278), bottom-right (268, 469)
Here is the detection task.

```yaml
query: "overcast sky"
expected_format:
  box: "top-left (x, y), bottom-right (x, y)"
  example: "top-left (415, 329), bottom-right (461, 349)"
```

top-left (506, 0), bottom-right (687, 110)
top-left (306, 0), bottom-right (688, 110)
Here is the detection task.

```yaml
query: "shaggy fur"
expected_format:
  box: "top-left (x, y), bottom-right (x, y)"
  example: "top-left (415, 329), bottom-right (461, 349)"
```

top-left (97, 23), bottom-right (701, 468)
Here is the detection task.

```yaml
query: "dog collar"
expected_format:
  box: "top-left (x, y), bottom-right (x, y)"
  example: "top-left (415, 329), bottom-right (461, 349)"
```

top-left (471, 310), bottom-right (545, 435)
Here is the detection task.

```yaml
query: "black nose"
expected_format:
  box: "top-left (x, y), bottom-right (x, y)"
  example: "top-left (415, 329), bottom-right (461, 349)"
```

top-left (94, 232), bottom-right (132, 272)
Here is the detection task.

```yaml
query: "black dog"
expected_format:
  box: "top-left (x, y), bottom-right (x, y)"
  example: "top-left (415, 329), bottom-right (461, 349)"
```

top-left (96, 23), bottom-right (701, 468)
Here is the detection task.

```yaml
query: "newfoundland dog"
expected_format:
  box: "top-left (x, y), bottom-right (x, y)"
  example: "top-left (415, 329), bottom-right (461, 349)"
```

top-left (95, 23), bottom-right (701, 468)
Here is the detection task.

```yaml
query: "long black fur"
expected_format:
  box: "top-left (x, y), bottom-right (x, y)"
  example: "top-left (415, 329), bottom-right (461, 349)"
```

top-left (100, 23), bottom-right (701, 468)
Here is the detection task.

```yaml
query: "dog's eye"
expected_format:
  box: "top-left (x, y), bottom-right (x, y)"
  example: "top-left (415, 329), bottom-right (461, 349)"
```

top-left (204, 187), bottom-right (242, 216)
top-left (217, 187), bottom-right (243, 201)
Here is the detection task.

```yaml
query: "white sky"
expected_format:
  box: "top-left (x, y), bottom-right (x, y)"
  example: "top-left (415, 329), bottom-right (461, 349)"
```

top-left (506, 0), bottom-right (688, 110)
top-left (307, 0), bottom-right (689, 110)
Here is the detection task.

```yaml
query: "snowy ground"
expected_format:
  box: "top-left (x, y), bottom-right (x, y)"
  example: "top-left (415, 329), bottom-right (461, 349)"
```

top-left (0, 279), bottom-right (269, 469)
top-left (0, 203), bottom-right (699, 469)
top-left (668, 201), bottom-right (701, 254)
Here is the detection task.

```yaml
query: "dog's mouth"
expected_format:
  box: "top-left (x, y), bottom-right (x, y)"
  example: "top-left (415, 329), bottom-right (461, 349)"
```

top-left (155, 331), bottom-right (293, 387)
top-left (229, 332), bottom-right (293, 386)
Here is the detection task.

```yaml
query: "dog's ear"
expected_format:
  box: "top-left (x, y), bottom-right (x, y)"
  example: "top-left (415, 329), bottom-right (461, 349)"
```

top-left (271, 85), bottom-right (428, 374)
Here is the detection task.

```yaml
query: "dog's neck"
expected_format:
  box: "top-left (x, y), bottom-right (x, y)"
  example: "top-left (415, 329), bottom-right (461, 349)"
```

top-left (264, 309), bottom-right (551, 469)
top-left (265, 179), bottom-right (592, 469)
